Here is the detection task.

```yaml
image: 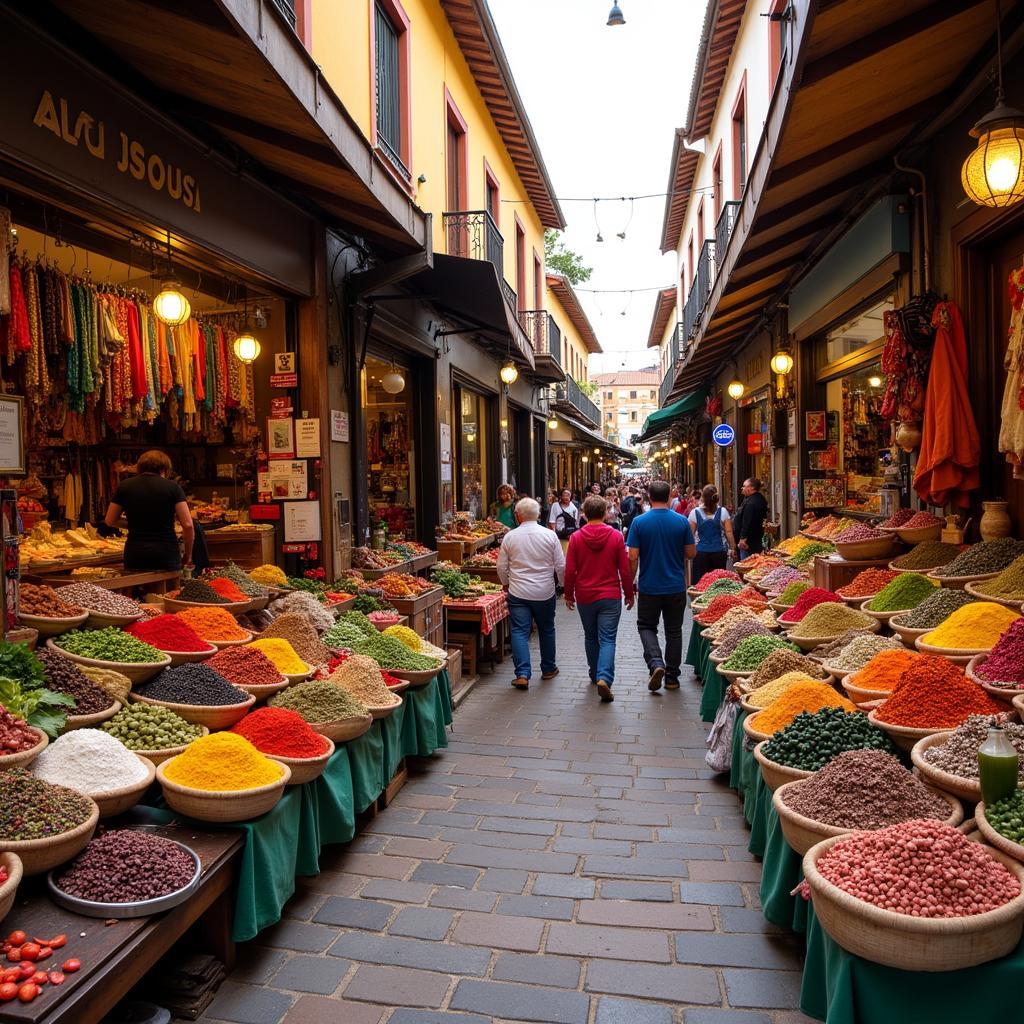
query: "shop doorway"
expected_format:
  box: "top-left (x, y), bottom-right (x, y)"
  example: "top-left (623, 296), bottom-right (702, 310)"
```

top-left (453, 383), bottom-right (492, 519)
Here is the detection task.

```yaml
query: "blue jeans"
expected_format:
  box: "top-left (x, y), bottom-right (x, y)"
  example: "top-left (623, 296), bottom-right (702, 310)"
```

top-left (576, 598), bottom-right (622, 686)
top-left (507, 593), bottom-right (557, 680)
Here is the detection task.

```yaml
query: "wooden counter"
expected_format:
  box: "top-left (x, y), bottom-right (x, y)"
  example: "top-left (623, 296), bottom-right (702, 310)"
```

top-left (204, 527), bottom-right (275, 568)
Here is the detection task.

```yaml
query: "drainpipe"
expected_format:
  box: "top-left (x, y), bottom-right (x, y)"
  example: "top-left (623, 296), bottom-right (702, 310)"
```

top-left (893, 157), bottom-right (930, 293)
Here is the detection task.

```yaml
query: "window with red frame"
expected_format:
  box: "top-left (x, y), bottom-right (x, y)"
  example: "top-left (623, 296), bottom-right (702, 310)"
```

top-left (732, 76), bottom-right (747, 196)
top-left (712, 144), bottom-right (723, 221)
top-left (374, 0), bottom-right (411, 182)
top-left (768, 0), bottom-right (788, 90)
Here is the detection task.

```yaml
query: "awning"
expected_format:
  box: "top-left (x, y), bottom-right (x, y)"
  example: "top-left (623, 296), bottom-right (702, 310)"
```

top-left (551, 414), bottom-right (637, 463)
top-left (407, 255), bottom-right (535, 369)
top-left (636, 388), bottom-right (707, 442)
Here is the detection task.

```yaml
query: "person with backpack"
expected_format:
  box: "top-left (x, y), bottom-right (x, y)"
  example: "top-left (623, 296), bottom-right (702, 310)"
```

top-left (620, 486), bottom-right (638, 537)
top-left (547, 487), bottom-right (579, 555)
top-left (687, 485), bottom-right (736, 586)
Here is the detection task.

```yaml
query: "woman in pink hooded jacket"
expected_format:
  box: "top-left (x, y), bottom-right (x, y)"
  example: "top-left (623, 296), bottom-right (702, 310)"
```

top-left (564, 495), bottom-right (635, 703)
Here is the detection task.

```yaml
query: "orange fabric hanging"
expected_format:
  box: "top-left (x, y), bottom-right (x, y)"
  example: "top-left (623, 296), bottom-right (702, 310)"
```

top-left (913, 300), bottom-right (980, 508)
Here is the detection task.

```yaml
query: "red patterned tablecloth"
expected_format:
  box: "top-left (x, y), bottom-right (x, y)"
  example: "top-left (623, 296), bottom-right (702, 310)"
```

top-left (443, 592), bottom-right (508, 635)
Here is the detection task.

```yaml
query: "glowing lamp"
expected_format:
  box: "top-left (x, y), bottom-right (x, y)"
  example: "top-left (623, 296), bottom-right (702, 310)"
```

top-left (547, 416), bottom-right (558, 430)
top-left (962, 104), bottom-right (1024, 208)
top-left (232, 332), bottom-right (261, 365)
top-left (499, 361), bottom-right (519, 385)
top-left (770, 350), bottom-right (793, 375)
top-left (381, 370), bottom-right (406, 394)
top-left (727, 379), bottom-right (745, 400)
top-left (868, 375), bottom-right (882, 388)
top-left (153, 281), bottom-right (191, 326)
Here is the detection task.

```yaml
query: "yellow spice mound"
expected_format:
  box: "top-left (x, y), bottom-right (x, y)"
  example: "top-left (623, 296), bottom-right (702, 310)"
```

top-left (164, 732), bottom-right (282, 791)
top-left (922, 602), bottom-right (1020, 649)
top-left (383, 624), bottom-right (424, 651)
top-left (250, 564), bottom-right (287, 586)
top-left (251, 637), bottom-right (308, 673)
top-left (748, 681), bottom-right (857, 735)
top-left (746, 672), bottom-right (821, 709)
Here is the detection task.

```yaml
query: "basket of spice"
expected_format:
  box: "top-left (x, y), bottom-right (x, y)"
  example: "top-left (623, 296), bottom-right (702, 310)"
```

top-left (967, 651), bottom-right (1023, 703)
top-left (249, 638), bottom-right (313, 683)
top-left (927, 538), bottom-right (1024, 590)
top-left (817, 632), bottom-right (902, 679)
top-left (802, 821), bottom-right (1024, 971)
top-left (833, 524), bottom-right (897, 561)
top-left (156, 733), bottom-right (290, 822)
top-left (270, 681), bottom-right (374, 742)
top-left (891, 511), bottom-right (945, 545)
top-left (915, 602), bottom-right (1021, 663)
top-left (208, 645), bottom-right (289, 700)
top-left (125, 614), bottom-right (217, 665)
top-left (835, 569), bottom-right (899, 607)
top-left (976, 795), bottom-right (1024, 865)
top-left (744, 681), bottom-right (858, 747)
top-left (47, 829), bottom-right (201, 919)
top-left (31, 729), bottom-right (156, 818)
top-left (0, 706), bottom-right (48, 770)
top-left (858, 573), bottom-right (937, 626)
top-left (101, 703), bottom-right (208, 766)
top-left (132, 663), bottom-right (256, 730)
top-left (774, 750), bottom-right (962, 855)
top-left (324, 654), bottom-right (403, 718)
top-left (0, 852), bottom-right (22, 924)
top-left (887, 587), bottom-right (979, 648)
top-left (912, 718), bottom-right (1024, 803)
top-left (347, 632), bottom-right (443, 683)
top-left (162, 578), bottom-right (253, 614)
top-left (255, 614), bottom-right (332, 672)
top-left (232, 707), bottom-right (336, 785)
top-left (739, 671), bottom-right (824, 715)
top-left (16, 583), bottom-right (89, 637)
top-left (380, 626), bottom-right (450, 684)
top-left (839, 649), bottom-right (922, 706)
top-left (37, 648), bottom-right (123, 730)
top-left (0, 769), bottom-right (100, 875)
top-left (753, 741), bottom-right (814, 791)
top-left (54, 582), bottom-right (144, 628)
top-left (174, 606), bottom-right (253, 648)
top-left (47, 630), bottom-right (171, 685)
top-left (785, 604), bottom-right (879, 651)
top-left (964, 554), bottom-right (1024, 610)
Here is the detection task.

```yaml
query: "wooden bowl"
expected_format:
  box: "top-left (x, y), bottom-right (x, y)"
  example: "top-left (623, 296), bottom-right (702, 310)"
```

top-left (311, 714), bottom-right (373, 743)
top-left (90, 755), bottom-right (156, 818)
top-left (926, 569), bottom-right (999, 591)
top-left (840, 673), bottom-right (891, 706)
top-left (894, 523), bottom-right (944, 544)
top-left (709, 652), bottom-right (727, 666)
top-left (834, 536), bottom-right (897, 561)
top-left (753, 741), bottom-right (814, 791)
top-left (915, 636), bottom-right (991, 665)
top-left (387, 664), bottom-right (443, 683)
top-left (16, 611), bottom-right (89, 638)
top-left (802, 832), bottom-right (1024, 971)
top-left (976, 803), bottom-right (1024, 864)
top-left (839, 592), bottom-right (880, 607)
top-left (0, 727), bottom-right (48, 770)
top-left (742, 714), bottom-right (772, 744)
top-left (365, 695), bottom-right (403, 720)
top-left (130, 691), bottom-right (256, 730)
top-left (163, 597), bottom-right (253, 615)
top-left (162, 644), bottom-right (218, 667)
top-left (787, 618), bottom-right (879, 652)
top-left (273, 737), bottom-right (336, 785)
top-left (206, 632), bottom-right (254, 649)
top-left (965, 654), bottom-right (1021, 703)
top-left (83, 609), bottom-right (145, 629)
top-left (283, 666), bottom-right (314, 684)
top-left (719, 666), bottom-right (752, 683)
top-left (0, 852), bottom-right (22, 924)
top-left (867, 708), bottom-right (944, 751)
top-left (385, 679), bottom-right (411, 695)
top-left (858, 599), bottom-right (907, 625)
top-left (235, 674), bottom-right (291, 701)
top-left (889, 613), bottom-right (931, 648)
top-left (910, 731), bottom-right (984, 802)
top-left (964, 581), bottom-right (1024, 610)
top-left (62, 700), bottom-right (122, 732)
top-left (156, 757), bottom-right (290, 822)
top-left (769, 599), bottom-right (796, 614)
top-left (0, 800), bottom-right (99, 875)
top-left (776, 779), bottom-right (962, 855)
top-left (130, 725), bottom-right (210, 767)
top-left (46, 639), bottom-right (172, 684)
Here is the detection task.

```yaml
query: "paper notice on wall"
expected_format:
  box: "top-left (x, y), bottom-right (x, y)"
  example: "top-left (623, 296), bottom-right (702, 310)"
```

top-left (330, 410), bottom-right (349, 443)
top-left (295, 418), bottom-right (320, 458)
top-left (283, 501), bottom-right (321, 542)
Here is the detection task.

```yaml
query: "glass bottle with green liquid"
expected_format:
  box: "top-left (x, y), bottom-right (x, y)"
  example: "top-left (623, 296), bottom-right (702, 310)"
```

top-left (978, 725), bottom-right (1020, 806)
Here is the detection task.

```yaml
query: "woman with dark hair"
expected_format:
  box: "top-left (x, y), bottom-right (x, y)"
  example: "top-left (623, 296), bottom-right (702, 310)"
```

top-left (687, 484), bottom-right (735, 585)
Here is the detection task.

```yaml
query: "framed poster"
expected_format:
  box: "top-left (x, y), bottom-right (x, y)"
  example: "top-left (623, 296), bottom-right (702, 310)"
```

top-left (267, 417), bottom-right (295, 460)
top-left (787, 409), bottom-right (797, 447)
top-left (789, 466), bottom-right (799, 513)
top-left (805, 411), bottom-right (826, 442)
top-left (0, 396), bottom-right (25, 474)
top-left (295, 418), bottom-right (321, 458)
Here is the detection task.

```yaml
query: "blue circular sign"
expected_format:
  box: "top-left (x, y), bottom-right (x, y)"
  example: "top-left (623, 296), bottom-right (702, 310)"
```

top-left (712, 423), bottom-right (736, 447)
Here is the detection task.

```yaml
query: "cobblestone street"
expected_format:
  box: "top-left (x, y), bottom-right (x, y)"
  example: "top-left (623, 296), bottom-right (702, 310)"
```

top-left (201, 603), bottom-right (811, 1024)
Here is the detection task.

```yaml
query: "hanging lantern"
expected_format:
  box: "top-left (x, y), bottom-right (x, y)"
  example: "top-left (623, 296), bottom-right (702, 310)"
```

top-left (868, 375), bottom-right (882, 388)
top-left (962, 103), bottom-right (1024, 208)
top-left (606, 2), bottom-right (625, 26)
top-left (727, 379), bottom-right (745, 400)
top-left (769, 350), bottom-right (793, 376)
top-left (381, 369), bottom-right (406, 394)
top-left (582, 455), bottom-right (589, 463)
top-left (499, 361), bottom-right (519, 385)
top-left (153, 280), bottom-right (191, 326)
top-left (594, 447), bottom-right (600, 455)
top-left (232, 331), bottom-right (261, 365)
top-left (547, 415), bottom-right (558, 430)
top-left (466, 432), bottom-right (476, 443)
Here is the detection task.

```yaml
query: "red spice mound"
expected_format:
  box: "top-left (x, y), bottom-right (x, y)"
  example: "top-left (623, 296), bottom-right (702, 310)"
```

top-left (779, 588), bottom-right (842, 623)
top-left (126, 613), bottom-right (211, 652)
top-left (903, 511), bottom-right (944, 529)
top-left (880, 509), bottom-right (916, 529)
top-left (231, 706), bottom-right (329, 758)
top-left (837, 568), bottom-right (899, 597)
top-left (693, 569), bottom-right (741, 593)
top-left (208, 645), bottom-right (283, 687)
top-left (874, 654), bottom-right (1004, 728)
top-left (206, 577), bottom-right (249, 602)
top-left (696, 595), bottom-right (743, 625)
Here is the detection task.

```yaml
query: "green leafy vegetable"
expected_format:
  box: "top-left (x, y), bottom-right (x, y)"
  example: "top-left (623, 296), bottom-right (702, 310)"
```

top-left (0, 641), bottom-right (46, 688)
top-left (0, 677), bottom-right (74, 737)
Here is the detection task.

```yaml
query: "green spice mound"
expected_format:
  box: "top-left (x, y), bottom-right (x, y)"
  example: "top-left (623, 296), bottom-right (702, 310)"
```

top-left (101, 702), bottom-right (203, 750)
top-left (901, 588), bottom-right (978, 629)
top-left (350, 634), bottom-right (441, 670)
top-left (341, 611), bottom-right (380, 639)
top-left (322, 620), bottom-right (370, 648)
top-left (720, 634), bottom-right (799, 672)
top-left (891, 541), bottom-right (962, 571)
top-left (0, 767), bottom-right (94, 839)
top-left (270, 680), bottom-right (368, 722)
top-left (976, 555), bottom-right (1024, 600)
top-left (984, 790), bottom-right (1024, 845)
top-left (55, 627), bottom-right (165, 664)
top-left (778, 580), bottom-right (814, 605)
top-left (867, 573), bottom-right (936, 612)
top-left (786, 542), bottom-right (834, 568)
top-left (761, 707), bottom-right (900, 771)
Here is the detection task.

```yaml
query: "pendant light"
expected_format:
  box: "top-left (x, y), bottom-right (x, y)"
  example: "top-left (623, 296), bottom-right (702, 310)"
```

top-left (727, 379), bottom-right (745, 400)
top-left (153, 230), bottom-right (191, 327)
top-left (233, 331), bottom-right (261, 365)
top-left (547, 414), bottom-right (558, 430)
top-left (499, 361), bottom-right (519, 385)
top-left (769, 350), bottom-right (793, 376)
top-left (962, 0), bottom-right (1024, 208)
top-left (381, 357), bottom-right (406, 394)
top-left (607, 2), bottom-right (625, 26)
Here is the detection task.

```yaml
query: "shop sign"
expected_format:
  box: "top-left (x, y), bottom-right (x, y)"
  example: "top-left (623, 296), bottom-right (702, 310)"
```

top-left (270, 397), bottom-right (292, 418)
top-left (282, 543), bottom-right (308, 554)
top-left (0, 396), bottom-right (26, 475)
top-left (2, 17), bottom-right (314, 295)
top-left (284, 501), bottom-right (321, 542)
top-left (330, 410), bottom-right (349, 443)
top-left (789, 466), bottom-right (799, 513)
top-left (249, 504), bottom-right (280, 521)
top-left (711, 423), bottom-right (736, 447)
top-left (274, 353), bottom-right (296, 374)
top-left (746, 433), bottom-right (765, 455)
top-left (270, 372), bottom-right (299, 390)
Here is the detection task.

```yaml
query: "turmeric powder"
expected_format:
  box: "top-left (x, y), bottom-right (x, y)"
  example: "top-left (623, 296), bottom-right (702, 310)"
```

top-left (250, 637), bottom-right (309, 674)
top-left (748, 681), bottom-right (857, 735)
top-left (163, 732), bottom-right (283, 791)
top-left (922, 602), bottom-right (1020, 650)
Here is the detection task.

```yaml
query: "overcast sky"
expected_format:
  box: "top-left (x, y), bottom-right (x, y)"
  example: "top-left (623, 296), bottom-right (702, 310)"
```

top-left (489, 0), bottom-right (706, 374)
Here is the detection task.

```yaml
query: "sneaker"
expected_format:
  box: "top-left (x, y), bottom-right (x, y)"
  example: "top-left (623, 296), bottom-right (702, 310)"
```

top-left (648, 666), bottom-right (665, 692)
top-left (597, 681), bottom-right (614, 702)
top-left (512, 677), bottom-right (529, 690)
top-left (541, 667), bottom-right (560, 680)
top-left (665, 679), bottom-right (680, 690)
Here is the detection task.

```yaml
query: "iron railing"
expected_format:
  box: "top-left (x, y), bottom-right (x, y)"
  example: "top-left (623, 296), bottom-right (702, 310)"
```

top-left (659, 322), bottom-right (682, 407)
top-left (556, 376), bottom-right (601, 426)
top-left (548, 317), bottom-right (562, 368)
top-left (501, 279), bottom-right (518, 314)
top-left (270, 0), bottom-right (296, 26)
top-left (715, 201), bottom-right (740, 268)
top-left (521, 310), bottom-right (561, 365)
top-left (443, 209), bottom-right (504, 276)
top-left (660, 365), bottom-right (676, 408)
top-left (683, 278), bottom-right (701, 341)
top-left (696, 239), bottom-right (715, 312)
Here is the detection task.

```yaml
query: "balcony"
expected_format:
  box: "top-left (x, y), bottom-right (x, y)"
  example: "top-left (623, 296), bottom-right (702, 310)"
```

top-left (520, 311), bottom-right (565, 383)
top-left (715, 201), bottom-right (740, 268)
top-left (444, 209), bottom-right (504, 275)
top-left (660, 364), bottom-right (676, 408)
top-left (269, 0), bottom-right (296, 27)
top-left (683, 240), bottom-right (716, 343)
top-left (553, 375), bottom-right (601, 428)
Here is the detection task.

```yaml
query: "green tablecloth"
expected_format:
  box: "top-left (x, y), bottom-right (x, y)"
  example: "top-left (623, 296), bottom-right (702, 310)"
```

top-left (691, 632), bottom-right (728, 723)
top-left (746, 769), bottom-right (772, 858)
top-left (685, 626), bottom-right (703, 674)
top-left (800, 900), bottom-right (1024, 1022)
top-left (759, 795), bottom-right (807, 934)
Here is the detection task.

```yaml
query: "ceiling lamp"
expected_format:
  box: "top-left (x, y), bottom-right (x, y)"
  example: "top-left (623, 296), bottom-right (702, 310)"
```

top-left (582, 455), bottom-right (589, 463)
top-left (727, 379), bottom-right (745, 400)
top-left (962, 2), bottom-right (1024, 208)
top-left (381, 368), bottom-right (406, 394)
top-left (500, 361), bottom-right (519, 385)
top-left (232, 331), bottom-right (261, 365)
top-left (153, 279), bottom-right (191, 326)
top-left (466, 432), bottom-right (476, 443)
top-left (547, 415), bottom-right (558, 430)
top-left (868, 375), bottom-right (883, 388)
top-left (770, 350), bottom-right (793, 375)
top-left (682, 442), bottom-right (689, 449)
top-left (607, 2), bottom-right (625, 26)
top-left (594, 447), bottom-right (600, 454)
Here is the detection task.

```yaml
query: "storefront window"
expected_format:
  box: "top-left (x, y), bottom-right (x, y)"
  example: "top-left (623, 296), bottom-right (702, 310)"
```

top-left (825, 297), bottom-right (893, 364)
top-left (363, 354), bottom-right (415, 538)
top-left (746, 400), bottom-right (772, 495)
top-left (455, 385), bottom-right (488, 519)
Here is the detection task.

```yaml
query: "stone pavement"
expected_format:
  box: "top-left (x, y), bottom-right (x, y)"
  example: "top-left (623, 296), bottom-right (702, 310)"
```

top-left (200, 602), bottom-right (813, 1024)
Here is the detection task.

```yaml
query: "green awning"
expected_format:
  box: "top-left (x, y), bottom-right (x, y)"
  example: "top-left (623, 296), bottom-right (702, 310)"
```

top-left (635, 387), bottom-right (707, 442)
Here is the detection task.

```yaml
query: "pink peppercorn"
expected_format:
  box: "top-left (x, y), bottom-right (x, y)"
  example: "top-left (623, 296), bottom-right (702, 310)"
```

top-left (693, 569), bottom-right (741, 593)
top-left (779, 587), bottom-right (842, 623)
top-left (835, 524), bottom-right (887, 543)
top-left (976, 618), bottom-right (1024, 686)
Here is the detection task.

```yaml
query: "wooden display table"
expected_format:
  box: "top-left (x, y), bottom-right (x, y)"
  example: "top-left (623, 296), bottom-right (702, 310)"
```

top-left (0, 819), bottom-right (243, 1024)
top-left (23, 565), bottom-right (180, 596)
top-left (461, 565), bottom-right (500, 585)
top-left (361, 560), bottom-right (412, 580)
top-left (409, 551), bottom-right (438, 575)
top-left (436, 535), bottom-right (496, 566)
top-left (204, 527), bottom-right (275, 568)
top-left (444, 593), bottom-right (509, 677)
top-left (812, 554), bottom-right (895, 591)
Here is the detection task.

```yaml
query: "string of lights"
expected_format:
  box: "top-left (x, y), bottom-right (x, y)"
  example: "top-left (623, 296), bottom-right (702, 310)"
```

top-left (501, 184), bottom-right (716, 205)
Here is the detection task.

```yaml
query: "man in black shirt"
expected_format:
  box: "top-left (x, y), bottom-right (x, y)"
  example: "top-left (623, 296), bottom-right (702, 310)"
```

top-left (733, 477), bottom-right (769, 556)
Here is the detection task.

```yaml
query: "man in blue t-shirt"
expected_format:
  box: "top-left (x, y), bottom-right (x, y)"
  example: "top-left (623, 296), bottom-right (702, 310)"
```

top-left (626, 479), bottom-right (696, 692)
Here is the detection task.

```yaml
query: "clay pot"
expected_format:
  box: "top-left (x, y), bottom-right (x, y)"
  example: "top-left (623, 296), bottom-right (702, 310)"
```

top-left (895, 421), bottom-right (921, 452)
top-left (980, 500), bottom-right (1012, 542)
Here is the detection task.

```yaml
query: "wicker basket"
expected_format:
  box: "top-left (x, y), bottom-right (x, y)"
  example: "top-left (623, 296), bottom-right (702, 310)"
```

top-left (274, 738), bottom-right (336, 785)
top-left (975, 803), bottom-right (1024, 864)
top-left (61, 700), bottom-right (123, 732)
top-left (16, 611), bottom-right (89, 638)
top-left (0, 852), bottom-right (22, 924)
top-left (894, 523), bottom-right (944, 544)
top-left (236, 675), bottom-right (290, 701)
top-left (162, 644), bottom-right (218, 667)
top-left (753, 742), bottom-right (813, 791)
top-left (965, 654), bottom-right (1020, 703)
top-left (156, 757), bottom-right (290, 821)
top-left (132, 726), bottom-right (210, 767)
top-left (802, 832), bottom-right (1024, 970)
top-left (0, 728), bottom-right (48, 770)
top-left (963, 581), bottom-right (1024, 610)
top-left (888, 613), bottom-right (931, 649)
top-left (775, 780), bottom-right (962, 856)
top-left (130, 691), bottom-right (256, 730)
top-left (46, 639), bottom-right (171, 684)
top-left (914, 636), bottom-right (990, 665)
top-left (910, 731), bottom-right (987, 802)
top-left (311, 714), bottom-right (373, 743)
top-left (926, 569), bottom-right (999, 591)
top-left (866, 708), bottom-right (944, 751)
top-left (742, 714), bottom-right (772, 744)
top-left (839, 674), bottom-right (891, 706)
top-left (91, 755), bottom-right (156, 818)
top-left (0, 800), bottom-right (99, 875)
top-left (78, 665), bottom-right (133, 704)
top-left (835, 536), bottom-right (897, 561)
top-left (6, 627), bottom-right (38, 651)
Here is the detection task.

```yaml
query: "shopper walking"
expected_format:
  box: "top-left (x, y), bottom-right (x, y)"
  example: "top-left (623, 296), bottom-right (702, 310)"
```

top-left (627, 480), bottom-right (696, 692)
top-left (620, 486), bottom-right (638, 537)
top-left (688, 485), bottom-right (736, 586)
top-left (564, 495), bottom-right (634, 703)
top-left (733, 477), bottom-right (769, 556)
top-left (548, 487), bottom-right (579, 555)
top-left (490, 484), bottom-right (517, 529)
top-left (497, 497), bottom-right (565, 691)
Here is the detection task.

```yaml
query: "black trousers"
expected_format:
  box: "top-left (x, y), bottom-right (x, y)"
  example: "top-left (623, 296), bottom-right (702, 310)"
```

top-left (636, 591), bottom-right (686, 682)
top-left (691, 550), bottom-right (728, 586)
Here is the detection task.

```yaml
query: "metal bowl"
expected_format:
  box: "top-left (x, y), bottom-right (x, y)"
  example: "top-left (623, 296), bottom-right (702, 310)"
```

top-left (47, 837), bottom-right (201, 919)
